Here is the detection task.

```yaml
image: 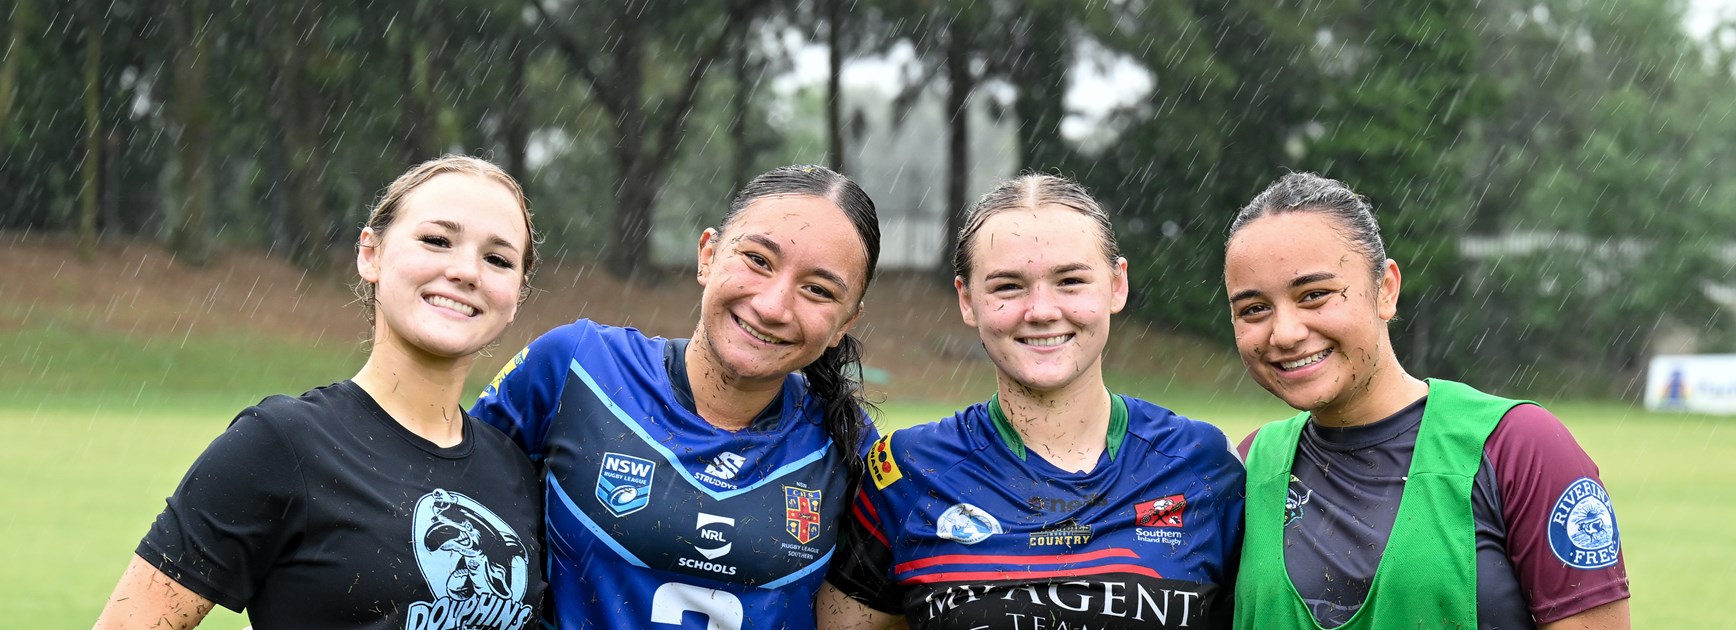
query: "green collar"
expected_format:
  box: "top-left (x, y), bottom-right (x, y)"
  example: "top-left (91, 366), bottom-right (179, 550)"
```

top-left (986, 391), bottom-right (1129, 462)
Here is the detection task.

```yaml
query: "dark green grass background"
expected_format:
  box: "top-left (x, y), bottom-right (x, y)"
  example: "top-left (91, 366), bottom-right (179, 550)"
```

top-left (5, 325), bottom-right (1729, 627)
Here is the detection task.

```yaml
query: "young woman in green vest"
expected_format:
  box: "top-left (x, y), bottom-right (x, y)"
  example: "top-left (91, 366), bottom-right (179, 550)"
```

top-left (1222, 172), bottom-right (1630, 629)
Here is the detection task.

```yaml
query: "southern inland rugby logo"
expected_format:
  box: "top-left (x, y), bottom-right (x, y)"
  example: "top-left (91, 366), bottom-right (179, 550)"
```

top-left (785, 486), bottom-right (824, 544)
top-left (406, 489), bottom-right (535, 630)
top-left (936, 503), bottom-right (1003, 545)
top-left (1549, 477), bottom-right (1621, 569)
top-left (1135, 494), bottom-right (1187, 528)
top-left (597, 452), bottom-right (656, 517)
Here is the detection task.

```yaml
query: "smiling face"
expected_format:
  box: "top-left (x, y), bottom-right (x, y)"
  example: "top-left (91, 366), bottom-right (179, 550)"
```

top-left (956, 205), bottom-right (1129, 397)
top-left (690, 194), bottom-right (870, 387)
top-left (357, 173), bottom-right (529, 362)
top-left (1223, 211), bottom-right (1407, 423)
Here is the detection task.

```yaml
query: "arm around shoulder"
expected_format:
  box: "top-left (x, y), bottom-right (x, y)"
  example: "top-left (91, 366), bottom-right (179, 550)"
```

top-left (93, 554), bottom-right (215, 630)
top-left (817, 581), bottom-right (902, 630)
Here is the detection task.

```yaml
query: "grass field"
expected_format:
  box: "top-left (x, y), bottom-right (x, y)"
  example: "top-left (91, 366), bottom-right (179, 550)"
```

top-left (6, 324), bottom-right (1734, 627)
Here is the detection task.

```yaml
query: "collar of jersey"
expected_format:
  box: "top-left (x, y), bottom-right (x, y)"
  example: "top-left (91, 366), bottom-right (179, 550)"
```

top-left (986, 391), bottom-right (1128, 462)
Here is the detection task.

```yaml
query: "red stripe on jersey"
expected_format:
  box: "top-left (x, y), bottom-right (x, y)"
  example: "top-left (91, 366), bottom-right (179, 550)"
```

top-left (895, 547), bottom-right (1139, 573)
top-left (852, 492), bottom-right (890, 548)
top-left (901, 563), bottom-right (1163, 585)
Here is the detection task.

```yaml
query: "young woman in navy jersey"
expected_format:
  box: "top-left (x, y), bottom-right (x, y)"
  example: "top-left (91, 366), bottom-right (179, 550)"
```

top-left (820, 174), bottom-right (1244, 630)
top-left (1225, 172), bottom-right (1630, 629)
top-left (470, 165), bottom-right (881, 630)
top-left (96, 155), bottom-right (546, 629)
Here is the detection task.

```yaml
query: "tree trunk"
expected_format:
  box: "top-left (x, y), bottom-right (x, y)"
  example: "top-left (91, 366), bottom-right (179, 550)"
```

top-left (503, 29), bottom-right (530, 183)
top-left (605, 13), bottom-right (652, 278)
top-left (826, 0), bottom-right (846, 173)
top-left (0, 0), bottom-right (36, 153)
top-left (1013, 0), bottom-right (1069, 175)
top-left (728, 34), bottom-right (753, 191)
top-left (78, 3), bottom-right (100, 259)
top-left (170, 0), bottom-right (213, 265)
top-left (270, 5), bottom-right (329, 270)
top-left (940, 19), bottom-right (973, 279)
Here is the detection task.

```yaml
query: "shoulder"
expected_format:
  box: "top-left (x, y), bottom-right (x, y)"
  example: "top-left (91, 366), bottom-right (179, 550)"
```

top-left (1122, 396), bottom-right (1240, 465)
top-left (240, 382), bottom-right (359, 438)
top-left (863, 403), bottom-right (991, 490)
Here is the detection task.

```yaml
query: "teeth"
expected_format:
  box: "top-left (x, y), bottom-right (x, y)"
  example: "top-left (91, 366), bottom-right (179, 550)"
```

top-left (1280, 350), bottom-right (1329, 370)
top-left (427, 295), bottom-right (476, 317)
top-left (735, 316), bottom-right (785, 344)
top-left (1022, 334), bottom-right (1073, 347)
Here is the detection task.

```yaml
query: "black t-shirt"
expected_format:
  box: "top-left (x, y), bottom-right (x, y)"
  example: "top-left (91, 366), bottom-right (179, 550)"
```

top-left (137, 381), bottom-right (545, 629)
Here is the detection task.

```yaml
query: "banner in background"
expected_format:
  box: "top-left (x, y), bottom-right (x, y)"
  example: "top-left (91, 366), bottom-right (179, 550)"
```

top-left (1645, 354), bottom-right (1736, 415)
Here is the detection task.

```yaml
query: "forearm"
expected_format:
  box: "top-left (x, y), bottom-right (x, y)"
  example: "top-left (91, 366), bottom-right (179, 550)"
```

top-left (93, 554), bottom-right (216, 630)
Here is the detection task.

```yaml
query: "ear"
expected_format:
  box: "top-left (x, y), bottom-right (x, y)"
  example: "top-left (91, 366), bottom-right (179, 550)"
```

top-left (955, 276), bottom-right (977, 327)
top-left (1109, 257), bottom-right (1130, 315)
top-left (1376, 259), bottom-right (1402, 321)
top-left (695, 227), bottom-right (721, 287)
top-left (829, 304), bottom-right (864, 348)
top-left (356, 227), bottom-right (382, 284)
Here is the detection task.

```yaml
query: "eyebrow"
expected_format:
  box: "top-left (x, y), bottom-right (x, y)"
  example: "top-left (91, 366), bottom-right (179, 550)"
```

top-left (429, 219), bottom-right (520, 251)
top-left (743, 233), bottom-right (852, 295)
top-left (1228, 271), bottom-right (1339, 303)
top-left (982, 261), bottom-right (1093, 282)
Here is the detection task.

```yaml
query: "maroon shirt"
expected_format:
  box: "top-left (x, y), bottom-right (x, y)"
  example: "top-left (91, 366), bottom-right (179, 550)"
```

top-left (1237, 398), bottom-right (1630, 627)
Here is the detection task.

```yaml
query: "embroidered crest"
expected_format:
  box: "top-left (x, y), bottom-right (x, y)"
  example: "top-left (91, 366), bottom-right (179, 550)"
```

top-left (596, 452), bottom-right (655, 517)
top-left (784, 486), bottom-right (823, 544)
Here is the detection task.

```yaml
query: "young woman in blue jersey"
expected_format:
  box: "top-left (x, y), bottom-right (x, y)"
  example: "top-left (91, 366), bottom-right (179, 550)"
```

top-left (1224, 172), bottom-right (1630, 629)
top-left (819, 174), bottom-right (1245, 630)
top-left (95, 155), bottom-right (546, 629)
top-left (470, 165), bottom-right (881, 630)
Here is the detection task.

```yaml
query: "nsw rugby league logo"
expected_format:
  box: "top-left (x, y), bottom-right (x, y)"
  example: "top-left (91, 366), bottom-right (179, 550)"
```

top-left (596, 452), bottom-right (656, 517)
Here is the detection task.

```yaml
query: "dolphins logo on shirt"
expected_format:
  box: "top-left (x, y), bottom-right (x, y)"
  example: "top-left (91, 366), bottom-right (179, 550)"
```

top-left (407, 489), bottom-right (536, 630)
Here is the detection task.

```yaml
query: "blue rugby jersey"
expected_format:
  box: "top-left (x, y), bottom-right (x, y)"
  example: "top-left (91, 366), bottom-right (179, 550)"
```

top-left (829, 396), bottom-right (1245, 629)
top-left (472, 320), bottom-right (854, 630)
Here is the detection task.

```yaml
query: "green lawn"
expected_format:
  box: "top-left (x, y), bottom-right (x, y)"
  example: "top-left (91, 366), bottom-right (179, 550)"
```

top-left (7, 322), bottom-right (1729, 627)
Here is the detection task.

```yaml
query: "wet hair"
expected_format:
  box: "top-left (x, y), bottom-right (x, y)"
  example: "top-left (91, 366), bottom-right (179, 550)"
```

top-left (353, 154), bottom-right (539, 325)
top-left (953, 173), bottom-right (1120, 282)
top-left (1228, 171), bottom-right (1386, 278)
top-left (720, 164), bottom-right (881, 483)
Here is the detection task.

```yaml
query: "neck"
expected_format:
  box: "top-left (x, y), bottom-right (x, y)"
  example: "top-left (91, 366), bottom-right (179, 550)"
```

top-left (1312, 353), bottom-right (1429, 428)
top-left (685, 337), bottom-right (782, 431)
top-left (996, 366), bottom-right (1113, 473)
top-left (352, 334), bottom-right (473, 447)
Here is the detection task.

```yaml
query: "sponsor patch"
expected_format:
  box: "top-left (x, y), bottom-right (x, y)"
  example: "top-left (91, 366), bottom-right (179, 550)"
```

top-left (869, 434), bottom-right (902, 490)
top-left (596, 452), bottom-right (655, 517)
top-left (1548, 477), bottom-right (1621, 569)
top-left (785, 486), bottom-right (823, 544)
top-left (936, 503), bottom-right (1003, 545)
top-left (1135, 494), bottom-right (1187, 528)
top-left (1028, 519), bottom-right (1093, 547)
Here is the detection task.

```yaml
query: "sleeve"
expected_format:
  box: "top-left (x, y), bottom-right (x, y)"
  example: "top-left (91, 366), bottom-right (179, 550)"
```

top-left (134, 409), bottom-right (305, 613)
top-left (824, 434), bottom-right (903, 613)
top-left (1484, 404), bottom-right (1631, 624)
top-left (470, 322), bottom-right (583, 459)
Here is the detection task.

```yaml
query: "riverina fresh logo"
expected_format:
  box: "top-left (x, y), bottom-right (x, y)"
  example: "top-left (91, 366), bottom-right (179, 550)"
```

top-left (406, 489), bottom-right (536, 630)
top-left (1549, 477), bottom-right (1621, 569)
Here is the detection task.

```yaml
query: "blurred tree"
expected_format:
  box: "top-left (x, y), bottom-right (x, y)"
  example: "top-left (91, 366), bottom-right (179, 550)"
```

top-left (167, 0), bottom-right (213, 265)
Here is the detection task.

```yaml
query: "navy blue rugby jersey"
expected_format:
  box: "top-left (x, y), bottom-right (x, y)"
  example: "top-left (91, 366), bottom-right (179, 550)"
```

top-left (829, 395), bottom-right (1245, 630)
top-left (471, 319), bottom-right (859, 630)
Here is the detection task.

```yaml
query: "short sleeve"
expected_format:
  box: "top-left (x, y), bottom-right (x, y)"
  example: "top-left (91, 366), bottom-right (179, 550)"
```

top-left (825, 435), bottom-right (902, 614)
top-left (1485, 404), bottom-right (1631, 623)
top-left (135, 409), bottom-right (304, 612)
top-left (471, 322), bottom-right (584, 458)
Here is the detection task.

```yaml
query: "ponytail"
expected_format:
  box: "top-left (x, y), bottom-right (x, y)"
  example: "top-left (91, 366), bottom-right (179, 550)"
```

top-left (804, 333), bottom-right (876, 489)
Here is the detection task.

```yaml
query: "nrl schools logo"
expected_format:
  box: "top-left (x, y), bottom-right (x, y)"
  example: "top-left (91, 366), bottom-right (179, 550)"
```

top-left (597, 452), bottom-right (656, 517)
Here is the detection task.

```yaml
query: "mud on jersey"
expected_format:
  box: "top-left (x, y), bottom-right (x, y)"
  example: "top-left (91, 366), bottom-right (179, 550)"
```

top-left (472, 320), bottom-right (854, 630)
top-left (830, 396), bottom-right (1244, 630)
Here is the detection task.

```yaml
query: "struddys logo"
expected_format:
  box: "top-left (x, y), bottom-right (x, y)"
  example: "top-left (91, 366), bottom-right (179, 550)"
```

top-left (1549, 477), bottom-right (1621, 569)
top-left (785, 486), bottom-right (824, 544)
top-left (936, 503), bottom-right (1003, 545)
top-left (597, 452), bottom-right (656, 517)
top-left (407, 489), bottom-right (536, 630)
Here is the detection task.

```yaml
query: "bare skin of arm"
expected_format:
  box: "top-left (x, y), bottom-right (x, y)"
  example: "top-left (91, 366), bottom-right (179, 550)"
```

top-left (817, 581), bottom-right (905, 630)
top-left (93, 554), bottom-right (216, 630)
top-left (1538, 598), bottom-right (1630, 630)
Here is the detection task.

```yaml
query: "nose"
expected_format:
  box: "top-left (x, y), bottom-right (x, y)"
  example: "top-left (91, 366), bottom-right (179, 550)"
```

top-left (1024, 284), bottom-right (1062, 323)
top-left (446, 252), bottom-right (481, 287)
top-left (750, 277), bottom-right (796, 324)
top-left (1268, 304), bottom-right (1307, 350)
